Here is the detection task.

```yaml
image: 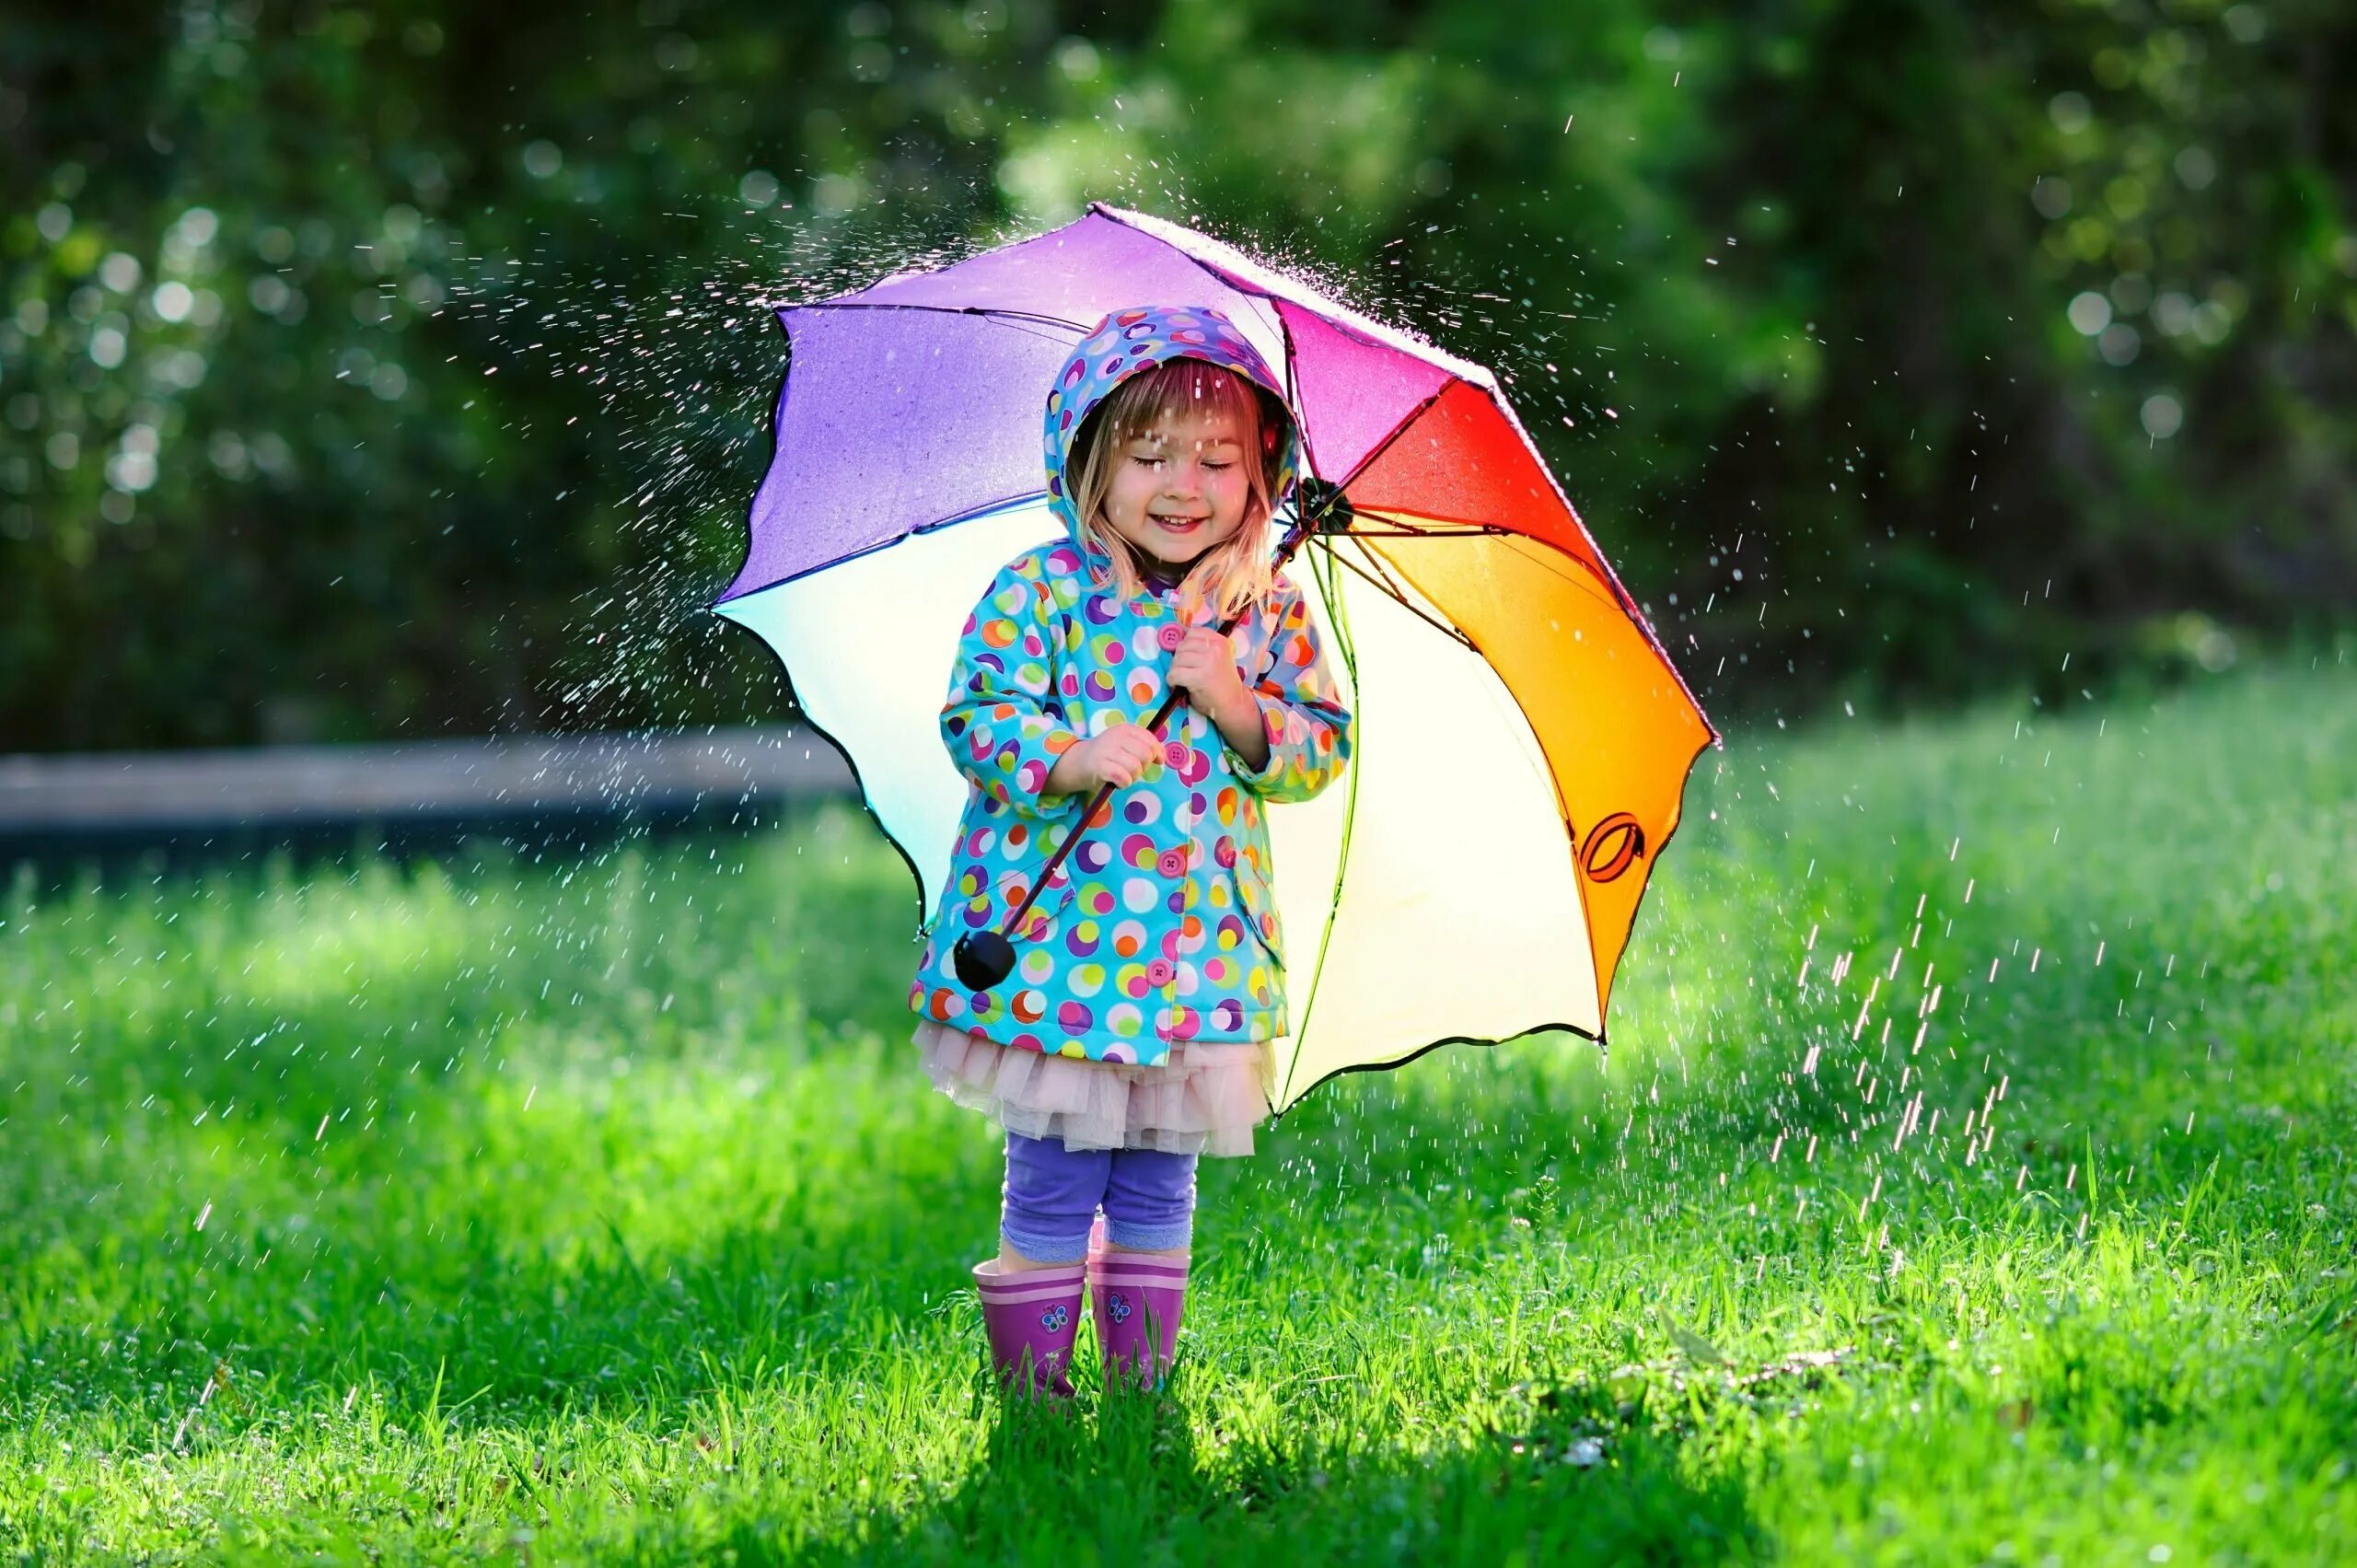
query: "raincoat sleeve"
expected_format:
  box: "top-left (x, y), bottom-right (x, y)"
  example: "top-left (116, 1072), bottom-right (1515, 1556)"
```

top-left (1226, 579), bottom-right (1353, 804)
top-left (938, 561), bottom-right (1083, 819)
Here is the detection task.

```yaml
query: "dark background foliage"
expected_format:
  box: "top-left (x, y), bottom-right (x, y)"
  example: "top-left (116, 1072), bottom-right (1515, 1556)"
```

top-left (2, 0), bottom-right (2350, 751)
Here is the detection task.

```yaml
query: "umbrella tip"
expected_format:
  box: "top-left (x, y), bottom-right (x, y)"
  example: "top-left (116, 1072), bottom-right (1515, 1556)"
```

top-left (952, 931), bottom-right (1017, 991)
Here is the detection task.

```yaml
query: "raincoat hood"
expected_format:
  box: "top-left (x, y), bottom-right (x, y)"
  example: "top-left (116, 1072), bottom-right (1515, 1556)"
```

top-left (1042, 304), bottom-right (1299, 550)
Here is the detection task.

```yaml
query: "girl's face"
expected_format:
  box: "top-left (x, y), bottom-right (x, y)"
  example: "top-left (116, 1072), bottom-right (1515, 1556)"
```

top-left (1096, 405), bottom-right (1256, 569)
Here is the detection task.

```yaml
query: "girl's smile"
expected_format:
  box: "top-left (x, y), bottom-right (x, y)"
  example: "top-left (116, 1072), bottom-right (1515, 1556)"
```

top-left (1097, 406), bottom-right (1253, 570)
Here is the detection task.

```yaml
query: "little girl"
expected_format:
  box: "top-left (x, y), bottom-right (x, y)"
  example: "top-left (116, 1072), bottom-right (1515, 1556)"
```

top-left (907, 304), bottom-right (1353, 1397)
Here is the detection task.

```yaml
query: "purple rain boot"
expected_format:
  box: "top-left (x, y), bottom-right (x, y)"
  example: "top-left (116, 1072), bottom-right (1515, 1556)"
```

top-left (972, 1259), bottom-right (1085, 1399)
top-left (1088, 1249), bottom-right (1190, 1391)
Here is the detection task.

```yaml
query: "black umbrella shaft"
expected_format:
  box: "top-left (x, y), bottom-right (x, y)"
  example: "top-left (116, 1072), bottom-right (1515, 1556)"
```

top-left (994, 520), bottom-right (1317, 937)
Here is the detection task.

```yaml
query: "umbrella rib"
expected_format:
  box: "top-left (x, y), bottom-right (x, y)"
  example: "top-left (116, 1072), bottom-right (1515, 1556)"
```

top-left (1087, 205), bottom-right (1296, 344)
top-left (1330, 383), bottom-right (1457, 495)
top-left (1467, 385), bottom-right (1719, 744)
top-left (1277, 540), bottom-right (1362, 1105)
top-left (716, 488), bottom-right (1051, 602)
top-left (1092, 251), bottom-right (1422, 519)
top-left (1360, 517), bottom-right (1627, 615)
top-left (1487, 530), bottom-right (1634, 612)
top-left (788, 300), bottom-right (1091, 338)
top-left (1094, 204), bottom-right (1488, 388)
top-left (1276, 304), bottom-right (1312, 479)
top-left (1320, 540), bottom-right (1477, 653)
top-left (1332, 523), bottom-right (1513, 539)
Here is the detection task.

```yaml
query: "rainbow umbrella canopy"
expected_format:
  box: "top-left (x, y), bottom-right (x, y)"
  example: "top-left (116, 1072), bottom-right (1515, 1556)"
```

top-left (718, 203), bottom-right (1715, 1110)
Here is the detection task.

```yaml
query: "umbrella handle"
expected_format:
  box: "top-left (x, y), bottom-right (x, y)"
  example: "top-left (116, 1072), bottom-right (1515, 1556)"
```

top-left (948, 624), bottom-right (1219, 990)
top-left (950, 497), bottom-right (1343, 991)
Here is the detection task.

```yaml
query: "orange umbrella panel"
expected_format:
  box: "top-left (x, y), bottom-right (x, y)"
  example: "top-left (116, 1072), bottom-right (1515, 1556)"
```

top-left (1353, 522), bottom-right (1715, 1014)
top-left (1260, 523), bottom-right (1713, 1111)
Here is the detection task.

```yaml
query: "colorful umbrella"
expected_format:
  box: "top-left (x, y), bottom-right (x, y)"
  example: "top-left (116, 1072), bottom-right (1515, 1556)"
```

top-left (717, 203), bottom-right (1715, 1110)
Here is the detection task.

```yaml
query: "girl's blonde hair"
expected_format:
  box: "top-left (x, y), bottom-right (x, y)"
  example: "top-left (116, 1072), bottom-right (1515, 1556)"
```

top-left (1066, 358), bottom-right (1290, 620)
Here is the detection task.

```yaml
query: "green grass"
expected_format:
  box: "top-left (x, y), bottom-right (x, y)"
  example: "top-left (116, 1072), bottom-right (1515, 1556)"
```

top-left (4, 657), bottom-right (2353, 1565)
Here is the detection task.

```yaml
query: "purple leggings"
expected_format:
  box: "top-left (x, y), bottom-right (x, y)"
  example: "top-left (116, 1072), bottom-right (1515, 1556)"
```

top-left (1000, 1131), bottom-right (1198, 1262)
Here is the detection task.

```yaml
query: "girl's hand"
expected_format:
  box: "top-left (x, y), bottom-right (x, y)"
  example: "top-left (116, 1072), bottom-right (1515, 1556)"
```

top-left (1167, 628), bottom-right (1251, 720)
top-left (1167, 628), bottom-right (1271, 771)
top-left (1045, 724), bottom-right (1160, 795)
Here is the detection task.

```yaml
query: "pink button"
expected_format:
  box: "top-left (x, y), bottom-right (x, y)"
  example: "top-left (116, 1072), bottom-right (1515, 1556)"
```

top-left (1163, 741), bottom-right (1188, 768)
top-left (1156, 624), bottom-right (1185, 651)
top-left (1145, 958), bottom-right (1177, 986)
top-left (1155, 848), bottom-right (1188, 878)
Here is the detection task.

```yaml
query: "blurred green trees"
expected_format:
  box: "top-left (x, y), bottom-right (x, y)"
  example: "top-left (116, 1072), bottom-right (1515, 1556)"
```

top-left (2, 0), bottom-right (2350, 749)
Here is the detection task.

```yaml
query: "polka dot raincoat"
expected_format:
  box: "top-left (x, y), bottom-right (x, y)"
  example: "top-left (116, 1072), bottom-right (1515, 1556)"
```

top-left (907, 305), bottom-right (1354, 1066)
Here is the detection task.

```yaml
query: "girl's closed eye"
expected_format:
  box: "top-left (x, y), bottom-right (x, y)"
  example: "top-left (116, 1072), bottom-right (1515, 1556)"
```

top-left (1128, 452), bottom-right (1231, 471)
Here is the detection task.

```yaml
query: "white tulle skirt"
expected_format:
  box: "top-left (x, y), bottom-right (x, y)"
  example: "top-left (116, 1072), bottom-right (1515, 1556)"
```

top-left (912, 1019), bottom-right (1271, 1157)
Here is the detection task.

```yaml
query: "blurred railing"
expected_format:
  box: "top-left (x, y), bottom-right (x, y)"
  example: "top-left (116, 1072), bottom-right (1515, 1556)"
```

top-left (0, 728), bottom-right (858, 874)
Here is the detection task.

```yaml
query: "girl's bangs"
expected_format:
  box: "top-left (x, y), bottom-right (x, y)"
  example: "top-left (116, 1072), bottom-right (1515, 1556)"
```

top-left (1071, 355), bottom-right (1291, 620)
top-left (1104, 359), bottom-right (1269, 444)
